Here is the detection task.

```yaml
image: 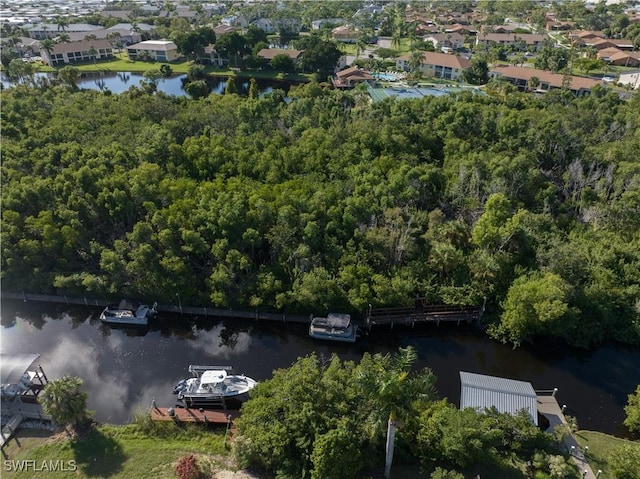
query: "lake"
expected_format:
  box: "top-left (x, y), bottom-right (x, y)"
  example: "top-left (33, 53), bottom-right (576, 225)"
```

top-left (0, 71), bottom-right (294, 97)
top-left (1, 299), bottom-right (638, 437)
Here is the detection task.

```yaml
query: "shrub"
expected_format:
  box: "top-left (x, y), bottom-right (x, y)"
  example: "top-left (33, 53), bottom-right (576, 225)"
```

top-left (175, 454), bottom-right (203, 479)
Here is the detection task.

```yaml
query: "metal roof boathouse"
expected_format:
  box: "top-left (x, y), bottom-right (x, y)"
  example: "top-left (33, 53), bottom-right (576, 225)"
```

top-left (1, 354), bottom-right (51, 447)
top-left (459, 371), bottom-right (538, 425)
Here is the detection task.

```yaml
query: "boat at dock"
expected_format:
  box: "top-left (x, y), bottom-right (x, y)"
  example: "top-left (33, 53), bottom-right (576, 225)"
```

top-left (308, 312), bottom-right (358, 343)
top-left (173, 365), bottom-right (257, 408)
top-left (99, 300), bottom-right (157, 326)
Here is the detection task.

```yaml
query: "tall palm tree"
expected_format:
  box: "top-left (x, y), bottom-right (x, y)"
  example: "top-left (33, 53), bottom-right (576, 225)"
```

top-left (39, 376), bottom-right (88, 434)
top-left (55, 16), bottom-right (69, 32)
top-left (357, 347), bottom-right (436, 478)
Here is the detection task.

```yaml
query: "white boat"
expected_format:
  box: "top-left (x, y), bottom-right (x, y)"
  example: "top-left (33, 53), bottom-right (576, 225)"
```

top-left (100, 300), bottom-right (157, 326)
top-left (173, 365), bottom-right (257, 408)
top-left (309, 312), bottom-right (358, 343)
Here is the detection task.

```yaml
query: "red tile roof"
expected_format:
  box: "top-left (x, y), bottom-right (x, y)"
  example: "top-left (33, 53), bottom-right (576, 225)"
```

top-left (491, 65), bottom-right (601, 91)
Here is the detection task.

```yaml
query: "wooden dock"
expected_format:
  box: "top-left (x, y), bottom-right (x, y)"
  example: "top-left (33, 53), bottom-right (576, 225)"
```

top-left (150, 406), bottom-right (240, 425)
top-left (365, 298), bottom-right (485, 331)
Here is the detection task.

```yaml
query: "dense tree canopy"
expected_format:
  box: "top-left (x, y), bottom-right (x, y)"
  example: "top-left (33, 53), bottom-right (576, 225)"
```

top-left (1, 81), bottom-right (639, 348)
top-left (234, 352), bottom-right (554, 478)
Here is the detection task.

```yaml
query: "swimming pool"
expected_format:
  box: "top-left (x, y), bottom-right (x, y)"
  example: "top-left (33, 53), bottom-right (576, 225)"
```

top-left (372, 72), bottom-right (400, 81)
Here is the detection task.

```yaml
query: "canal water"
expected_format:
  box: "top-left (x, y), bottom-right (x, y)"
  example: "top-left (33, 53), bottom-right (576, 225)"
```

top-left (0, 72), bottom-right (292, 97)
top-left (1, 299), bottom-right (638, 437)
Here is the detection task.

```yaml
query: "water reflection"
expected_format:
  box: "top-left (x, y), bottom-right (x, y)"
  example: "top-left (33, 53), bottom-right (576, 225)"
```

top-left (1, 72), bottom-right (292, 98)
top-left (1, 299), bottom-right (639, 437)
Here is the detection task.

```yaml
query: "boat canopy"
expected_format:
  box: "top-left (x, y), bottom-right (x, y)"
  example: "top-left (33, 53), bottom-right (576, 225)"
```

top-left (201, 370), bottom-right (227, 385)
top-left (326, 313), bottom-right (351, 328)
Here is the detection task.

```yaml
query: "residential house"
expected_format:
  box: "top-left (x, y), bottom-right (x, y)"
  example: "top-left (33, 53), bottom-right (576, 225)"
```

top-left (257, 48), bottom-right (304, 66)
top-left (311, 18), bottom-right (344, 31)
top-left (396, 52), bottom-right (470, 80)
top-left (424, 33), bottom-right (465, 51)
top-left (332, 25), bottom-right (359, 44)
top-left (251, 17), bottom-right (301, 34)
top-left (475, 33), bottom-right (547, 52)
top-left (222, 15), bottom-right (249, 28)
top-left (202, 45), bottom-right (226, 66)
top-left (107, 23), bottom-right (156, 34)
top-left (39, 39), bottom-right (114, 66)
top-left (489, 65), bottom-right (601, 96)
top-left (127, 40), bottom-right (179, 62)
top-left (66, 28), bottom-right (143, 46)
top-left (332, 66), bottom-right (373, 89)
top-left (597, 47), bottom-right (640, 67)
top-left (618, 70), bottom-right (640, 89)
top-left (444, 24), bottom-right (478, 36)
top-left (213, 25), bottom-right (238, 36)
top-left (569, 30), bottom-right (605, 42)
top-left (546, 20), bottom-right (575, 31)
top-left (28, 23), bottom-right (103, 40)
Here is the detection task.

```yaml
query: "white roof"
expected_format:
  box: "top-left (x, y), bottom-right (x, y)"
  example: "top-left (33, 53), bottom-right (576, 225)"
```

top-left (460, 371), bottom-right (538, 425)
top-left (127, 40), bottom-right (177, 51)
top-left (201, 370), bottom-right (227, 385)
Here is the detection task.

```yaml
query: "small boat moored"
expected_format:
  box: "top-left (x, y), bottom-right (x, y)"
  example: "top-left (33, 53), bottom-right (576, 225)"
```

top-left (100, 300), bottom-right (158, 326)
top-left (173, 365), bottom-right (257, 408)
top-left (309, 312), bottom-right (358, 343)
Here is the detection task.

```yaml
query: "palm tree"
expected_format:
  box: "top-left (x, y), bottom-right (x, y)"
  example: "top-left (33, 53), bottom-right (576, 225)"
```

top-left (56, 32), bottom-right (70, 43)
top-left (40, 38), bottom-right (55, 60)
top-left (39, 376), bottom-right (88, 434)
top-left (55, 16), bottom-right (69, 33)
top-left (88, 45), bottom-right (98, 65)
top-left (357, 347), bottom-right (436, 478)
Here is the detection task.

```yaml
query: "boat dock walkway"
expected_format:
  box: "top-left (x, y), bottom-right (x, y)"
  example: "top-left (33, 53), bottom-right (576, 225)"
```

top-left (1, 402), bottom-right (51, 448)
top-left (150, 406), bottom-right (240, 425)
top-left (365, 298), bottom-right (485, 331)
top-left (537, 395), bottom-right (598, 479)
top-left (1, 291), bottom-right (310, 323)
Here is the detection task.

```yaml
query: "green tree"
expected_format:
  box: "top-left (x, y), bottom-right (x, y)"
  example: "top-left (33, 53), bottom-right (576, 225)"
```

top-left (269, 53), bottom-right (294, 73)
top-left (495, 271), bottom-right (579, 347)
top-left (608, 444), bottom-right (640, 479)
top-left (58, 65), bottom-right (80, 89)
top-left (39, 376), bottom-right (89, 433)
top-left (293, 34), bottom-right (341, 76)
top-left (624, 385), bottom-right (640, 433)
top-left (463, 57), bottom-right (489, 85)
top-left (184, 79), bottom-right (209, 99)
top-left (215, 32), bottom-right (248, 68)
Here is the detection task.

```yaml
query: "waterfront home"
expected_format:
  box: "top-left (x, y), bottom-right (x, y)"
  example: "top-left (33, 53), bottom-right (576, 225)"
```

top-left (202, 45), bottom-right (226, 66)
top-left (257, 48), bottom-right (304, 67)
top-left (396, 52), bottom-right (470, 81)
top-left (40, 39), bottom-right (114, 66)
top-left (127, 40), bottom-right (179, 62)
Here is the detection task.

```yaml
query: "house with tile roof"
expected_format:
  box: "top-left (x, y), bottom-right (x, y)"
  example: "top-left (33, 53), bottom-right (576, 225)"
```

top-left (397, 52), bottom-right (470, 80)
top-left (332, 66), bottom-right (373, 88)
top-left (490, 65), bottom-right (601, 96)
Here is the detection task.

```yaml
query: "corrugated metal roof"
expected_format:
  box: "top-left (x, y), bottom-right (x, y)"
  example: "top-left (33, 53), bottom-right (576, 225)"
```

top-left (460, 371), bottom-right (538, 425)
top-left (1, 354), bottom-right (40, 385)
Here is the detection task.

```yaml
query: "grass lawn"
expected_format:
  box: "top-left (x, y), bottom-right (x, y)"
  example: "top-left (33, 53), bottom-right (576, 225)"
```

top-left (2, 420), bottom-right (236, 479)
top-left (574, 430), bottom-right (640, 478)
